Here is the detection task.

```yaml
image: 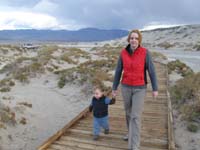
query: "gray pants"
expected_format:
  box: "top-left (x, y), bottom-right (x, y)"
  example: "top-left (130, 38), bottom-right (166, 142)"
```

top-left (121, 85), bottom-right (146, 150)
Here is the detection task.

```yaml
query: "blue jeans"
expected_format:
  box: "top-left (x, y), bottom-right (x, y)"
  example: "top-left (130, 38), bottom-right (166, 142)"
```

top-left (93, 116), bottom-right (109, 135)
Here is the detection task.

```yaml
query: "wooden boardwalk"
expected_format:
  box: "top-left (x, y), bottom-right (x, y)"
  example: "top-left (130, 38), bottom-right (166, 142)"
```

top-left (38, 62), bottom-right (175, 150)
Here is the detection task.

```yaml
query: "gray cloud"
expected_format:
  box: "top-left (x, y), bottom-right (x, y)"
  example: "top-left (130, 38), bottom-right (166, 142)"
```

top-left (0, 0), bottom-right (200, 30)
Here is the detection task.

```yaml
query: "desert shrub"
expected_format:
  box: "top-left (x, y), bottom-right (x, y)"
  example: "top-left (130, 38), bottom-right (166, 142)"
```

top-left (0, 105), bottom-right (16, 125)
top-left (58, 75), bottom-right (67, 88)
top-left (17, 102), bottom-right (32, 108)
top-left (103, 43), bottom-right (111, 48)
top-left (8, 80), bottom-right (15, 86)
top-left (91, 47), bottom-right (98, 51)
top-left (0, 78), bottom-right (14, 92)
top-left (157, 41), bottom-right (174, 49)
top-left (16, 57), bottom-right (32, 64)
top-left (0, 48), bottom-right (9, 54)
top-left (182, 34), bottom-right (188, 38)
top-left (170, 72), bottom-right (200, 104)
top-left (0, 56), bottom-right (35, 74)
top-left (57, 58), bottom-right (114, 89)
top-left (20, 117), bottom-right (27, 125)
top-left (62, 47), bottom-right (90, 60)
top-left (14, 72), bottom-right (29, 83)
top-left (170, 72), bottom-right (200, 131)
top-left (60, 53), bottom-right (77, 64)
top-left (187, 123), bottom-right (198, 133)
top-left (29, 62), bottom-right (44, 73)
top-left (167, 59), bottom-right (193, 76)
top-left (46, 67), bottom-right (54, 72)
top-left (94, 46), bottom-right (121, 61)
top-left (37, 45), bottom-right (58, 65)
top-left (12, 61), bottom-right (44, 82)
top-left (38, 45), bottom-right (58, 56)
top-left (0, 87), bottom-right (11, 92)
top-left (0, 78), bottom-right (10, 86)
top-left (193, 44), bottom-right (200, 51)
top-left (151, 51), bottom-right (167, 60)
top-left (0, 63), bottom-right (17, 74)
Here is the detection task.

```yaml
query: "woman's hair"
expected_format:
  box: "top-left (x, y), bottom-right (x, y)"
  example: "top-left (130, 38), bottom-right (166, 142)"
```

top-left (127, 29), bottom-right (142, 45)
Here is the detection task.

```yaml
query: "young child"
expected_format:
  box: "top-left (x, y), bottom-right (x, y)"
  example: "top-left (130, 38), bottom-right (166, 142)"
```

top-left (89, 86), bottom-right (115, 140)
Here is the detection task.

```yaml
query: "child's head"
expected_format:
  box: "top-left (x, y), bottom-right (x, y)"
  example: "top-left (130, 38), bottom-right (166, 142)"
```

top-left (94, 86), bottom-right (104, 99)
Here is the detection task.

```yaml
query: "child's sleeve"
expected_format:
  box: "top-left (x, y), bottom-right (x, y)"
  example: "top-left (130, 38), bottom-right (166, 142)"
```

top-left (89, 100), bottom-right (93, 112)
top-left (105, 97), bottom-right (116, 105)
top-left (89, 105), bottom-right (93, 112)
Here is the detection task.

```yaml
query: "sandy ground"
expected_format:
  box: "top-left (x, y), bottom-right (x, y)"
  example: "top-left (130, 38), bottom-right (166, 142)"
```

top-left (173, 110), bottom-right (200, 150)
top-left (0, 73), bottom-right (92, 150)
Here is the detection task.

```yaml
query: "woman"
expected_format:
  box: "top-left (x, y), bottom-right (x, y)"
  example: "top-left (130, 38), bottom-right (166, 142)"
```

top-left (112, 29), bottom-right (158, 150)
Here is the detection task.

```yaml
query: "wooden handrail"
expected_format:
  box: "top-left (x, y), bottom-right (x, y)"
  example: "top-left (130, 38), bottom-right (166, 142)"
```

top-left (165, 64), bottom-right (176, 150)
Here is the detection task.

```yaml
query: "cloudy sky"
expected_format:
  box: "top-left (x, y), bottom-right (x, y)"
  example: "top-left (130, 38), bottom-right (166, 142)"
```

top-left (0, 0), bottom-right (200, 30)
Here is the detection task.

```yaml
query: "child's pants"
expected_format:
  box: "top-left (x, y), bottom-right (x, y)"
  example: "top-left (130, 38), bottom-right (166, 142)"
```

top-left (93, 116), bottom-right (109, 135)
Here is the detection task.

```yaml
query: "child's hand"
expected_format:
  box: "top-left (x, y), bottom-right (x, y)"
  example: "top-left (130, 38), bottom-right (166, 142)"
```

top-left (110, 97), bottom-right (116, 104)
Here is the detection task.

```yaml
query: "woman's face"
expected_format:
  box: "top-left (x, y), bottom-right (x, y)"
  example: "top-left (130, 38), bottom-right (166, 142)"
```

top-left (129, 32), bottom-right (139, 50)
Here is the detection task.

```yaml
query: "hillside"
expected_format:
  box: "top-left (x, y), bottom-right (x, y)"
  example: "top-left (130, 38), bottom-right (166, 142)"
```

top-left (109, 24), bottom-right (200, 51)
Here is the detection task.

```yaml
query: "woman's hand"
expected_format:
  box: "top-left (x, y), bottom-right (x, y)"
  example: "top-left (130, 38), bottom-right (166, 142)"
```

top-left (152, 91), bottom-right (158, 98)
top-left (112, 90), bottom-right (117, 97)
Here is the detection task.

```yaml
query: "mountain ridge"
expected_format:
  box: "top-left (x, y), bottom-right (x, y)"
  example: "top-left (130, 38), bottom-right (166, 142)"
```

top-left (0, 28), bottom-right (128, 42)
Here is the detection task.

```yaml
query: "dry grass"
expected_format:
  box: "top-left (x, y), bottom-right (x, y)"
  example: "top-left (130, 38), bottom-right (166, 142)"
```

top-left (0, 78), bottom-right (15, 92)
top-left (17, 102), bottom-right (32, 108)
top-left (56, 45), bottom-right (122, 94)
top-left (167, 59), bottom-right (193, 76)
top-left (170, 72), bottom-right (200, 132)
top-left (151, 51), bottom-right (167, 60)
top-left (193, 43), bottom-right (200, 51)
top-left (0, 104), bottom-right (16, 127)
top-left (157, 41), bottom-right (175, 49)
top-left (56, 57), bottom-right (116, 91)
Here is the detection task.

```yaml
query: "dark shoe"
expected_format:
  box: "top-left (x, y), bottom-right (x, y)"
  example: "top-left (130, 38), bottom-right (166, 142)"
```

top-left (104, 129), bottom-right (109, 134)
top-left (93, 135), bottom-right (99, 141)
top-left (123, 134), bottom-right (128, 141)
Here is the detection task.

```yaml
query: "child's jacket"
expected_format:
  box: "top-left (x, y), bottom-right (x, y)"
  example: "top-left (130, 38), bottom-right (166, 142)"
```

top-left (89, 96), bottom-right (115, 118)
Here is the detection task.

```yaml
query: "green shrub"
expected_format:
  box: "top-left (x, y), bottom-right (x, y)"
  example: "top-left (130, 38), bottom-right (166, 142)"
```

top-left (57, 58), bottom-right (114, 89)
top-left (170, 72), bottom-right (200, 130)
top-left (193, 44), bottom-right (200, 51)
top-left (14, 72), bottom-right (29, 83)
top-left (0, 87), bottom-right (11, 92)
top-left (151, 51), bottom-right (167, 60)
top-left (167, 59), bottom-right (193, 76)
top-left (58, 75), bottom-right (66, 88)
top-left (187, 123), bottom-right (198, 132)
top-left (60, 53), bottom-right (77, 64)
top-left (9, 80), bottom-right (15, 86)
top-left (0, 105), bottom-right (16, 125)
top-left (157, 41), bottom-right (174, 49)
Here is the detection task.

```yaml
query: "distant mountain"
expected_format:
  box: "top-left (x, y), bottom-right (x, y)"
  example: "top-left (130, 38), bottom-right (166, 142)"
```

top-left (0, 28), bottom-right (128, 42)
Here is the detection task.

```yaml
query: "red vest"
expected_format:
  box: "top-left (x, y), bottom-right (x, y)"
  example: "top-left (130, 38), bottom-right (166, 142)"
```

top-left (121, 46), bottom-right (146, 86)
